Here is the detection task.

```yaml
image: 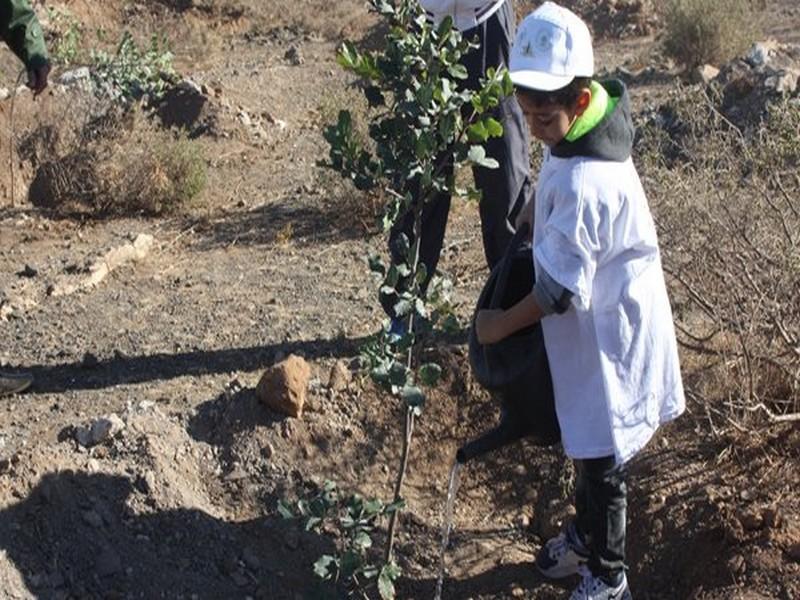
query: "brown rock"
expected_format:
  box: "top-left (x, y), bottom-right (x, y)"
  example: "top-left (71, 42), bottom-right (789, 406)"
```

top-left (256, 355), bottom-right (311, 418)
top-left (328, 360), bottom-right (352, 391)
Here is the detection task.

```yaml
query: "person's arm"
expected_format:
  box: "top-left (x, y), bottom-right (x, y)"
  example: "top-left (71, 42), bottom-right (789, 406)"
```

top-left (475, 292), bottom-right (544, 345)
top-left (0, 0), bottom-right (50, 94)
top-left (475, 264), bottom-right (575, 345)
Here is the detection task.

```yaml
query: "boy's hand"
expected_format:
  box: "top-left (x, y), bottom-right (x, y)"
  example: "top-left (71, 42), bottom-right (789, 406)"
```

top-left (475, 309), bottom-right (507, 345)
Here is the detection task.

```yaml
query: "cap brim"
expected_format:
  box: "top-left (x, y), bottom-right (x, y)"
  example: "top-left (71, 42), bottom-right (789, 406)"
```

top-left (510, 70), bottom-right (575, 92)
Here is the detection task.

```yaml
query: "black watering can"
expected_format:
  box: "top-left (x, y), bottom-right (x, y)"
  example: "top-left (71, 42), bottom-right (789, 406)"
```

top-left (457, 222), bottom-right (561, 463)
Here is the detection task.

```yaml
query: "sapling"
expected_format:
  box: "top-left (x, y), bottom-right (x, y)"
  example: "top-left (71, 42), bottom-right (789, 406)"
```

top-left (316, 0), bottom-right (511, 594)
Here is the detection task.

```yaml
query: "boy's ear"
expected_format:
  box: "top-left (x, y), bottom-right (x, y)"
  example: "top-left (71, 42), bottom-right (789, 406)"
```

top-left (575, 88), bottom-right (592, 116)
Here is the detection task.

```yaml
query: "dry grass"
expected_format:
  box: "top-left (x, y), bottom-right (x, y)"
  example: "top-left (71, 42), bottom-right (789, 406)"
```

top-left (637, 86), bottom-right (800, 428)
top-left (18, 95), bottom-right (206, 216)
top-left (661, 0), bottom-right (761, 69)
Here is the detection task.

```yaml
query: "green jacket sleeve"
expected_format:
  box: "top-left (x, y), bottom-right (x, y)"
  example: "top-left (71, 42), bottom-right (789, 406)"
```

top-left (0, 0), bottom-right (49, 70)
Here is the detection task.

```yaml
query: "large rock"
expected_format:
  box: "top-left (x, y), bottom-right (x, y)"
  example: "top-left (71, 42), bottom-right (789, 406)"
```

top-left (256, 355), bottom-right (311, 418)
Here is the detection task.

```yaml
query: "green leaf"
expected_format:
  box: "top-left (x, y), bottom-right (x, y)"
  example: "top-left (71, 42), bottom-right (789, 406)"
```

top-left (401, 385), bottom-right (426, 408)
top-left (467, 121), bottom-right (489, 143)
top-left (467, 145), bottom-right (486, 163)
top-left (277, 500), bottom-right (294, 520)
top-left (467, 145), bottom-right (499, 169)
top-left (448, 63), bottom-right (468, 80)
top-left (485, 117), bottom-right (504, 138)
top-left (437, 15), bottom-right (454, 38)
top-left (313, 555), bottom-right (337, 580)
top-left (363, 498), bottom-right (383, 516)
top-left (353, 530), bottom-right (373, 550)
top-left (378, 562), bottom-right (402, 600)
top-left (388, 362), bottom-right (409, 387)
top-left (418, 363), bottom-right (442, 386)
top-left (337, 41), bottom-right (359, 70)
top-left (340, 550), bottom-right (361, 579)
top-left (394, 299), bottom-right (413, 317)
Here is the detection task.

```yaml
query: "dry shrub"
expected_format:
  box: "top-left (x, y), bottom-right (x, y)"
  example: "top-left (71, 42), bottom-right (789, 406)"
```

top-left (662, 0), bottom-right (760, 69)
top-left (20, 96), bottom-right (206, 216)
top-left (316, 85), bottom-right (383, 233)
top-left (637, 87), bottom-right (800, 427)
top-left (99, 110), bottom-right (207, 215)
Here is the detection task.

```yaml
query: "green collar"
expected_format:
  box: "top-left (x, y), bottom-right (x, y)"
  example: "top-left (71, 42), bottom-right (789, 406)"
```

top-left (564, 80), bottom-right (618, 143)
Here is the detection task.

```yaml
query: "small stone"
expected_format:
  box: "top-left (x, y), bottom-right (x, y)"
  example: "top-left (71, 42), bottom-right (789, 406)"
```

top-left (88, 414), bottom-right (126, 446)
top-left (328, 360), bottom-right (352, 391)
top-left (514, 514), bottom-right (530, 529)
top-left (762, 507), bottom-right (781, 529)
top-left (738, 509), bottom-right (764, 531)
top-left (261, 442), bottom-right (274, 459)
top-left (692, 64), bottom-right (720, 85)
top-left (746, 41), bottom-right (778, 68)
top-left (510, 585), bottom-right (525, 597)
top-left (727, 554), bottom-right (746, 575)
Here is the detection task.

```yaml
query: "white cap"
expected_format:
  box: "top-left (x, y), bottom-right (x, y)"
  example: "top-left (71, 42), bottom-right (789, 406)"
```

top-left (509, 2), bottom-right (594, 92)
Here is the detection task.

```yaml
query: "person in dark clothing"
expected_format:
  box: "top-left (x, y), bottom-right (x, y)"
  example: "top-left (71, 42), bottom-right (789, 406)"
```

top-left (383, 0), bottom-right (533, 326)
top-left (0, 0), bottom-right (50, 397)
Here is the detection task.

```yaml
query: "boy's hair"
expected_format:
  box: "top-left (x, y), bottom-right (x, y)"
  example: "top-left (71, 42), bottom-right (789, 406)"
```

top-left (515, 76), bottom-right (592, 107)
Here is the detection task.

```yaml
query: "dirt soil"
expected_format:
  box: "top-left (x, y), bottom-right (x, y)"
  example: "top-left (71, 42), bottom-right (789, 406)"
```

top-left (1, 1), bottom-right (799, 599)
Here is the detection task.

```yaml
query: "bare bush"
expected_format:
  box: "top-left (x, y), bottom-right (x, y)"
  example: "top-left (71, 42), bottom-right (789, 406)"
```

top-left (662, 0), bottom-right (760, 69)
top-left (637, 87), bottom-right (800, 429)
top-left (19, 93), bottom-right (206, 216)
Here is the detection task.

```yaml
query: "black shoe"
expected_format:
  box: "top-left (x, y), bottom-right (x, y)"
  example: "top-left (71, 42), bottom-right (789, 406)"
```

top-left (0, 373), bottom-right (33, 397)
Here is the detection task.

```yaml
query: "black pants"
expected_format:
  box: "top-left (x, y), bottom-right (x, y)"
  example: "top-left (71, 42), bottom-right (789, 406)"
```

top-left (382, 1), bottom-right (533, 317)
top-left (574, 456), bottom-right (627, 580)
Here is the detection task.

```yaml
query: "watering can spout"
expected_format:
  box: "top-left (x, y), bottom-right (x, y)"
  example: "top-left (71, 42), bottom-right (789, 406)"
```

top-left (455, 412), bottom-right (528, 464)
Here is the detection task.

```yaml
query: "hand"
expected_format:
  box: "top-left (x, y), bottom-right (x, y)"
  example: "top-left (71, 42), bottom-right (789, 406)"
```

top-left (475, 309), bottom-right (507, 345)
top-left (26, 63), bottom-right (51, 97)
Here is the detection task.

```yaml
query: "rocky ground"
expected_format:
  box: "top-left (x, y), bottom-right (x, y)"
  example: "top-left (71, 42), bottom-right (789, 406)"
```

top-left (0, 1), bottom-right (799, 599)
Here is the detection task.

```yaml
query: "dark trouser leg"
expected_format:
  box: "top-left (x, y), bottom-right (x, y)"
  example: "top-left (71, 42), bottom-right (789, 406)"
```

top-left (465, 1), bottom-right (534, 270)
top-left (574, 456), bottom-right (627, 581)
top-left (380, 175), bottom-right (453, 318)
top-left (473, 93), bottom-right (533, 269)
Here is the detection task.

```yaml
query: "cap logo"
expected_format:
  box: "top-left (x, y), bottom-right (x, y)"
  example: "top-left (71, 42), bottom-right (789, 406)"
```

top-left (534, 26), bottom-right (555, 52)
top-left (521, 40), bottom-right (534, 58)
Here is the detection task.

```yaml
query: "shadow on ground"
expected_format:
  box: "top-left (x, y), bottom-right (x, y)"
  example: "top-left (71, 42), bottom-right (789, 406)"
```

top-left (0, 471), bottom-right (326, 599)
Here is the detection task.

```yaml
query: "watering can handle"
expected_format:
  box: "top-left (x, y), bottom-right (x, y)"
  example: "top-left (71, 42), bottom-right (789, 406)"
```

top-left (489, 221), bottom-right (530, 310)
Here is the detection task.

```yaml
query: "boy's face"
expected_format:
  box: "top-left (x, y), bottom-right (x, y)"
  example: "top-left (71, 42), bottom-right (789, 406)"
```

top-left (516, 90), bottom-right (586, 147)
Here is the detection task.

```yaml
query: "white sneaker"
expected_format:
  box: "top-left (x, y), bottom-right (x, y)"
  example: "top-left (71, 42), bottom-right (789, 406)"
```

top-left (536, 521), bottom-right (589, 579)
top-left (570, 568), bottom-right (632, 600)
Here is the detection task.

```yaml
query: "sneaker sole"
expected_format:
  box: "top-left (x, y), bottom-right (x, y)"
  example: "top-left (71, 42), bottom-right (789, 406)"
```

top-left (0, 380), bottom-right (32, 397)
top-left (536, 560), bottom-right (586, 580)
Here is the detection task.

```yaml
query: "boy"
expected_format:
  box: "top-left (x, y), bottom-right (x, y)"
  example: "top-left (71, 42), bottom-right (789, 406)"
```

top-left (475, 3), bottom-right (685, 599)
